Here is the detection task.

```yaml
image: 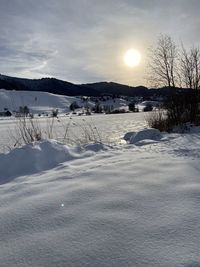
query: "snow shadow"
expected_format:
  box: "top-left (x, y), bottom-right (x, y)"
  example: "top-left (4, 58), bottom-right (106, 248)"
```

top-left (0, 140), bottom-right (106, 184)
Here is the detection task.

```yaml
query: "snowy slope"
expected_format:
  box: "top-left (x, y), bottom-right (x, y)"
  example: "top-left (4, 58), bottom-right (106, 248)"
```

top-left (0, 89), bottom-right (131, 115)
top-left (0, 127), bottom-right (200, 266)
top-left (0, 89), bottom-right (80, 114)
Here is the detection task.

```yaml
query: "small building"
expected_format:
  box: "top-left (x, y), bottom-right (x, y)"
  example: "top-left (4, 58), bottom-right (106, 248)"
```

top-left (0, 110), bottom-right (12, 117)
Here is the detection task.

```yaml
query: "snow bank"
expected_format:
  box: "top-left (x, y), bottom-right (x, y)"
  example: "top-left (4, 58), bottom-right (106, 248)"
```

top-left (0, 140), bottom-right (106, 181)
top-left (124, 128), bottom-right (162, 145)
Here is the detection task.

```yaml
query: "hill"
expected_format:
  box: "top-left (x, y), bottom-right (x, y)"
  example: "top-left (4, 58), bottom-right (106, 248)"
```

top-left (0, 89), bottom-right (79, 114)
top-left (0, 74), bottom-right (149, 97)
top-left (83, 82), bottom-right (149, 97)
top-left (0, 74), bottom-right (98, 96)
top-left (0, 74), bottom-right (189, 98)
top-left (0, 89), bottom-right (131, 115)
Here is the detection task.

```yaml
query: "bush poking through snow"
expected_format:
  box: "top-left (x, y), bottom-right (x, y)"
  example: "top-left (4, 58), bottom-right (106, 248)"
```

top-left (10, 116), bottom-right (103, 149)
top-left (13, 117), bottom-right (42, 146)
top-left (51, 108), bottom-right (59, 117)
top-left (146, 91), bottom-right (200, 132)
top-left (145, 109), bottom-right (169, 132)
top-left (65, 118), bottom-right (102, 145)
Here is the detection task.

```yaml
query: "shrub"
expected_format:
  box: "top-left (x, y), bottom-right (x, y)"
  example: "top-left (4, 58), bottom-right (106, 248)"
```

top-left (93, 103), bottom-right (103, 113)
top-left (110, 109), bottom-right (127, 114)
top-left (9, 116), bottom-right (103, 149)
top-left (14, 117), bottom-right (42, 146)
top-left (146, 90), bottom-right (200, 132)
top-left (67, 119), bottom-right (102, 145)
top-left (51, 109), bottom-right (58, 117)
top-left (143, 104), bottom-right (153, 112)
top-left (146, 109), bottom-right (169, 132)
top-left (165, 91), bottom-right (200, 126)
top-left (70, 101), bottom-right (80, 111)
top-left (19, 105), bottom-right (29, 116)
top-left (128, 102), bottom-right (136, 112)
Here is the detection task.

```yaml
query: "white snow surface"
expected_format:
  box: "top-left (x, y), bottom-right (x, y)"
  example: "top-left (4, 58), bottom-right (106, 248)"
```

top-left (124, 128), bottom-right (162, 145)
top-left (0, 89), bottom-right (82, 114)
top-left (0, 118), bottom-right (200, 266)
top-left (0, 140), bottom-right (106, 181)
top-left (0, 89), bottom-right (129, 115)
top-left (0, 112), bottom-right (148, 152)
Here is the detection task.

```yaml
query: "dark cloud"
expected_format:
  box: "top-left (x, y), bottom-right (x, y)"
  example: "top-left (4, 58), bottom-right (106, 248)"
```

top-left (0, 0), bottom-right (199, 85)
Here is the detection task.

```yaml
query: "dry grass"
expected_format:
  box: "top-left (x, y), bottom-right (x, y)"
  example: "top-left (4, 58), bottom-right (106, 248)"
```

top-left (9, 116), bottom-right (103, 149)
top-left (145, 109), bottom-right (170, 132)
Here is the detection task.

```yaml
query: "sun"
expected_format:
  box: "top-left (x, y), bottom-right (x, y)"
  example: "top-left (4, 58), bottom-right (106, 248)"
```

top-left (124, 49), bottom-right (141, 67)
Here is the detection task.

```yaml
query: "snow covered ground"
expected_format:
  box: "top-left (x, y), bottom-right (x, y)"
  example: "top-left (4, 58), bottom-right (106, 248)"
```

top-left (0, 89), bottom-right (129, 115)
top-left (0, 97), bottom-right (200, 266)
top-left (0, 112), bottom-right (148, 153)
top-left (0, 89), bottom-right (78, 114)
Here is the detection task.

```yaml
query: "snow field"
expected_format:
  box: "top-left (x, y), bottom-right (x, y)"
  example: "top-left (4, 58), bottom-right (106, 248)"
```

top-left (0, 112), bottom-right (148, 153)
top-left (0, 89), bottom-right (77, 114)
top-left (0, 89), bottom-right (200, 266)
top-left (0, 125), bottom-right (200, 266)
top-left (0, 89), bottom-right (129, 115)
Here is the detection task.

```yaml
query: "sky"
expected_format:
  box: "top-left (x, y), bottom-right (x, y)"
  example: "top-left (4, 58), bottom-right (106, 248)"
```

top-left (0, 0), bottom-right (200, 86)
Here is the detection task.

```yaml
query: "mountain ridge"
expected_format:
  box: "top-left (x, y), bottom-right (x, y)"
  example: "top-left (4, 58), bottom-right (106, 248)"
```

top-left (0, 74), bottom-right (186, 97)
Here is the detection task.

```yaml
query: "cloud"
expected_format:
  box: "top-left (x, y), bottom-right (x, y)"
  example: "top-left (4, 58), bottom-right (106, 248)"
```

top-left (0, 0), bottom-right (199, 85)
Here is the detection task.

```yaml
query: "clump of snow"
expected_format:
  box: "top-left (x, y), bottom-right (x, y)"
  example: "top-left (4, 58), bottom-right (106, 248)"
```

top-left (123, 131), bottom-right (135, 141)
top-left (0, 140), bottom-right (106, 181)
top-left (124, 128), bottom-right (162, 145)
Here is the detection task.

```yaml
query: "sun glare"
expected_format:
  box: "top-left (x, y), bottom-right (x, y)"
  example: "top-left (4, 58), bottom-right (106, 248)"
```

top-left (124, 49), bottom-right (141, 67)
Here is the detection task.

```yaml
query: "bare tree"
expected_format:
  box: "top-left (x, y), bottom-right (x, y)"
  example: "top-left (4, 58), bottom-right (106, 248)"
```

top-left (180, 46), bottom-right (200, 89)
top-left (191, 47), bottom-right (200, 89)
top-left (147, 34), bottom-right (178, 88)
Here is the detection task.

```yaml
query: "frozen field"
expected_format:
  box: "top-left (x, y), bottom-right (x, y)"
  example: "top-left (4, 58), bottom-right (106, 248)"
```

top-left (0, 112), bottom-right (147, 153)
top-left (0, 111), bottom-right (200, 266)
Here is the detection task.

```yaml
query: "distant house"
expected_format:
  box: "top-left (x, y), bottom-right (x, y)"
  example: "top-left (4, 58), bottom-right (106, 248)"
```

top-left (0, 110), bottom-right (12, 117)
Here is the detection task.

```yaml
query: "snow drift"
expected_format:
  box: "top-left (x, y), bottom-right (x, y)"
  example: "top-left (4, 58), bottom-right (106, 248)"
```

top-left (0, 140), bottom-right (106, 182)
top-left (124, 128), bottom-right (162, 145)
